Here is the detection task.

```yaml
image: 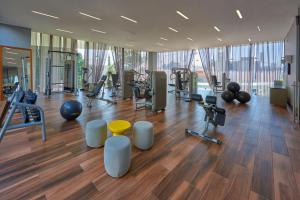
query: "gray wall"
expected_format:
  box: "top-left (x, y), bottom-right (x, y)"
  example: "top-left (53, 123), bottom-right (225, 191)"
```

top-left (285, 20), bottom-right (297, 105)
top-left (0, 23), bottom-right (31, 48)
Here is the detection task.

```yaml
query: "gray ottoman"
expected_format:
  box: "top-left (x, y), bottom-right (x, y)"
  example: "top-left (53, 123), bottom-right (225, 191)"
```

top-left (104, 136), bottom-right (131, 178)
top-left (133, 121), bottom-right (154, 150)
top-left (85, 119), bottom-right (107, 148)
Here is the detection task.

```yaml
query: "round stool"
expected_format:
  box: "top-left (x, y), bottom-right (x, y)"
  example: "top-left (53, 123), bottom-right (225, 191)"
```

top-left (104, 136), bottom-right (131, 178)
top-left (108, 120), bottom-right (131, 136)
top-left (85, 119), bottom-right (107, 148)
top-left (133, 121), bottom-right (154, 150)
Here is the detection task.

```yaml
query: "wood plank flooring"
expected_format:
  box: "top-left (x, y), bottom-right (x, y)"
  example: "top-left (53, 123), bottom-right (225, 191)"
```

top-left (0, 92), bottom-right (299, 200)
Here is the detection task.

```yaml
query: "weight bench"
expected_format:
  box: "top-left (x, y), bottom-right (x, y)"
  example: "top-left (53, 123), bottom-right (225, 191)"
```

top-left (185, 94), bottom-right (226, 144)
top-left (86, 75), bottom-right (117, 108)
top-left (0, 90), bottom-right (46, 142)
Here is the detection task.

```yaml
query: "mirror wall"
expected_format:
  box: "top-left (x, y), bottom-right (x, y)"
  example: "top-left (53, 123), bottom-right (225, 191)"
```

top-left (0, 46), bottom-right (32, 100)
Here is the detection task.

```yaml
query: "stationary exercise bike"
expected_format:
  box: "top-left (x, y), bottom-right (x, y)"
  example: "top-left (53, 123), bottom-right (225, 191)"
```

top-left (185, 94), bottom-right (226, 144)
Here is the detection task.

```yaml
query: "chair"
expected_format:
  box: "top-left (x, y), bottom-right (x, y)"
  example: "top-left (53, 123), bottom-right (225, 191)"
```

top-left (211, 75), bottom-right (223, 93)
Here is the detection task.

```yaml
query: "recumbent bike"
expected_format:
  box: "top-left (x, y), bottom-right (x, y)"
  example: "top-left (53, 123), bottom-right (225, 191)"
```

top-left (185, 94), bottom-right (226, 144)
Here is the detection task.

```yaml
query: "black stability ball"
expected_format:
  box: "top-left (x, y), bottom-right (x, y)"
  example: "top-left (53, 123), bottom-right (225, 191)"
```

top-left (221, 91), bottom-right (235, 103)
top-left (236, 91), bottom-right (251, 103)
top-left (60, 100), bottom-right (82, 120)
top-left (227, 82), bottom-right (241, 93)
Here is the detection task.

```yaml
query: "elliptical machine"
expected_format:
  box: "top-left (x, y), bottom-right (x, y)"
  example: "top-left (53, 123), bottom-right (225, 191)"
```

top-left (185, 95), bottom-right (226, 144)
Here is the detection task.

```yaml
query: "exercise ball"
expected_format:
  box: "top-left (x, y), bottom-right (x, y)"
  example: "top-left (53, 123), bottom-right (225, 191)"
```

top-left (227, 82), bottom-right (241, 93)
top-left (60, 100), bottom-right (82, 120)
top-left (221, 91), bottom-right (235, 103)
top-left (236, 91), bottom-right (251, 103)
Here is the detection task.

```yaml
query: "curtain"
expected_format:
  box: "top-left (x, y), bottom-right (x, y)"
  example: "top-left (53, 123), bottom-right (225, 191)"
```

top-left (157, 50), bottom-right (194, 83)
top-left (89, 42), bottom-right (108, 83)
top-left (124, 49), bottom-right (148, 79)
top-left (198, 41), bottom-right (284, 96)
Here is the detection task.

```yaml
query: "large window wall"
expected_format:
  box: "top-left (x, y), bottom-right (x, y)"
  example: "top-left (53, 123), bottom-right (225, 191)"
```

top-left (31, 32), bottom-right (148, 93)
top-left (199, 41), bottom-right (284, 95)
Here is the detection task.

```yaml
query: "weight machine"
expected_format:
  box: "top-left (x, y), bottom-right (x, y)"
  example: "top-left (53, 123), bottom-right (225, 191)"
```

top-left (45, 50), bottom-right (79, 96)
top-left (169, 68), bottom-right (197, 101)
top-left (185, 94), bottom-right (226, 144)
top-left (127, 70), bottom-right (167, 112)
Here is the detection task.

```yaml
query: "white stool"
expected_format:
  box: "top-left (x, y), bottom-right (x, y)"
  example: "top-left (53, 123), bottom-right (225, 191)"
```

top-left (104, 136), bottom-right (131, 178)
top-left (85, 119), bottom-right (107, 148)
top-left (133, 121), bottom-right (154, 150)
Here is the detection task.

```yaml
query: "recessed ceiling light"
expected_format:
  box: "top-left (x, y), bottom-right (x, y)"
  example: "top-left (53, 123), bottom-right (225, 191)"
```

top-left (248, 38), bottom-right (252, 42)
top-left (214, 26), bottom-right (221, 32)
top-left (120, 16), bottom-right (138, 23)
top-left (5, 57), bottom-right (15, 60)
top-left (160, 37), bottom-right (168, 41)
top-left (156, 42), bottom-right (164, 46)
top-left (176, 11), bottom-right (189, 20)
top-left (168, 27), bottom-right (178, 33)
top-left (79, 12), bottom-right (102, 20)
top-left (187, 37), bottom-right (193, 41)
top-left (7, 62), bottom-right (17, 65)
top-left (217, 38), bottom-right (222, 42)
top-left (6, 51), bottom-right (19, 55)
top-left (56, 29), bottom-right (73, 34)
top-left (91, 29), bottom-right (106, 34)
top-left (257, 26), bottom-right (261, 32)
top-left (32, 10), bottom-right (59, 19)
top-left (236, 10), bottom-right (243, 19)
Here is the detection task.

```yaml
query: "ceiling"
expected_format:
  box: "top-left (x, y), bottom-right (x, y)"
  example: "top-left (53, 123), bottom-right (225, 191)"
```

top-left (0, 0), bottom-right (299, 51)
top-left (2, 47), bottom-right (30, 67)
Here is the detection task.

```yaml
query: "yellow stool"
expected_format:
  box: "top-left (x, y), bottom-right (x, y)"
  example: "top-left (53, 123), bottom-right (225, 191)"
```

top-left (108, 120), bottom-right (131, 136)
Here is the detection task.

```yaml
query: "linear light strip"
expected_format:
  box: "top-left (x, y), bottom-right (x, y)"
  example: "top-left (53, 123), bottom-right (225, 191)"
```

top-left (79, 12), bottom-right (101, 20)
top-left (214, 26), bottom-right (221, 32)
top-left (176, 11), bottom-right (189, 19)
top-left (91, 29), bottom-right (106, 34)
top-left (168, 27), bottom-right (178, 32)
top-left (160, 37), bottom-right (168, 41)
top-left (257, 26), bottom-right (261, 32)
top-left (7, 62), bottom-right (17, 65)
top-left (32, 11), bottom-right (59, 19)
top-left (6, 51), bottom-right (19, 55)
top-left (5, 57), bottom-right (15, 60)
top-left (236, 10), bottom-right (243, 19)
top-left (56, 29), bottom-right (73, 34)
top-left (120, 16), bottom-right (138, 23)
top-left (187, 38), bottom-right (193, 41)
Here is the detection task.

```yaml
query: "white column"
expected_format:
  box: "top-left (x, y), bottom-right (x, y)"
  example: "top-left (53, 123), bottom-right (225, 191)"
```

top-left (148, 52), bottom-right (157, 71)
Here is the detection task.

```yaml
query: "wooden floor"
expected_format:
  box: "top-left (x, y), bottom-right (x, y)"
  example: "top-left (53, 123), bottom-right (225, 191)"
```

top-left (0, 92), bottom-right (300, 200)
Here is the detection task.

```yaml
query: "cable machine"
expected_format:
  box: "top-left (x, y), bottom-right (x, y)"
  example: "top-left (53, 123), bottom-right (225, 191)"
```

top-left (45, 50), bottom-right (79, 96)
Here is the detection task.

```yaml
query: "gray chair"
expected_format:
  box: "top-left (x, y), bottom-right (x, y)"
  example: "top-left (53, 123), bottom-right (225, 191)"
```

top-left (133, 121), bottom-right (154, 150)
top-left (104, 136), bottom-right (131, 178)
top-left (85, 119), bottom-right (107, 148)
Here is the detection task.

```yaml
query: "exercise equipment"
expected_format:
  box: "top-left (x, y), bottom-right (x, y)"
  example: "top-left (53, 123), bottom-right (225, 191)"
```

top-left (227, 82), bottom-right (240, 93)
top-left (0, 86), bottom-right (46, 142)
top-left (221, 90), bottom-right (235, 103)
top-left (221, 82), bottom-right (251, 103)
top-left (60, 100), bottom-right (82, 120)
top-left (86, 75), bottom-right (117, 107)
top-left (185, 94), bottom-right (226, 144)
top-left (130, 70), bottom-right (167, 112)
top-left (45, 50), bottom-right (79, 96)
top-left (169, 68), bottom-right (197, 101)
top-left (236, 91), bottom-right (251, 103)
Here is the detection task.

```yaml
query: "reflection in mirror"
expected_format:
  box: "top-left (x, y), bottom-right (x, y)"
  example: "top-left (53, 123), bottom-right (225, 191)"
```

top-left (1, 46), bottom-right (32, 99)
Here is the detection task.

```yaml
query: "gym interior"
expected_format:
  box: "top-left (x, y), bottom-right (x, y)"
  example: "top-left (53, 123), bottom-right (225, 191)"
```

top-left (0, 0), bottom-right (300, 199)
